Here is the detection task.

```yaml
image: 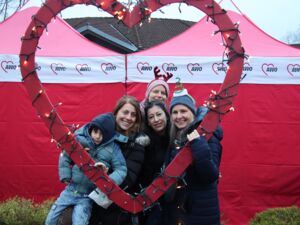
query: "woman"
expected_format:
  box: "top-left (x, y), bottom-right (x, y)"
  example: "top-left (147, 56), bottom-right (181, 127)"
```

top-left (58, 95), bottom-right (148, 225)
top-left (139, 100), bottom-right (171, 188)
top-left (140, 67), bottom-right (172, 114)
top-left (161, 88), bottom-right (223, 225)
top-left (138, 100), bottom-right (171, 225)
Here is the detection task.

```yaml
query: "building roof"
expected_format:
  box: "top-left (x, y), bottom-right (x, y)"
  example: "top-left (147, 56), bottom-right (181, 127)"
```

top-left (65, 17), bottom-right (195, 53)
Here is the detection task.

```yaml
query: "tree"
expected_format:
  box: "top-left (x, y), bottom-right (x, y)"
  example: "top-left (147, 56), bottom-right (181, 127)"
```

top-left (283, 25), bottom-right (300, 44)
top-left (0, 0), bottom-right (28, 22)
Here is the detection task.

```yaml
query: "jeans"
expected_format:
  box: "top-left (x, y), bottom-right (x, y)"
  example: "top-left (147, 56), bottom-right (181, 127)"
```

top-left (45, 186), bottom-right (93, 225)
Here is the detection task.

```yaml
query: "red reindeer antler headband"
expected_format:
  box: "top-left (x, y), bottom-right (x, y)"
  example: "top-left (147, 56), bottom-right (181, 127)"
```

top-left (154, 66), bottom-right (173, 82)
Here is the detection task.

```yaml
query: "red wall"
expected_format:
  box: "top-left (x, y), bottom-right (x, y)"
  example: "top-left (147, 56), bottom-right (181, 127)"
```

top-left (0, 82), bottom-right (299, 225)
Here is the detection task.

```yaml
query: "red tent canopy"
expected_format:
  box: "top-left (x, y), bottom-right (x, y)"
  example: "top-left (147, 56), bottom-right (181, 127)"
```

top-left (0, 5), bottom-right (299, 225)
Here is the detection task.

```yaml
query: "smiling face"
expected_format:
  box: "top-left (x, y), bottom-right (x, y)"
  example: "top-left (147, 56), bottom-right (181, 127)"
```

top-left (115, 103), bottom-right (137, 134)
top-left (148, 85), bottom-right (167, 103)
top-left (147, 105), bottom-right (168, 134)
top-left (171, 104), bottom-right (194, 130)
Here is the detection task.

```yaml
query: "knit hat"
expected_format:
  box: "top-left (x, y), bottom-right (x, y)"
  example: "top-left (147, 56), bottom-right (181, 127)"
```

top-left (145, 66), bottom-right (173, 99)
top-left (170, 84), bottom-right (196, 115)
top-left (145, 79), bottom-right (169, 99)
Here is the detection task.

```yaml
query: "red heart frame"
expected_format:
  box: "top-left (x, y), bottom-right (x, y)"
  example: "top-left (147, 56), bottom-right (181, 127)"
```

top-left (19, 0), bottom-right (244, 213)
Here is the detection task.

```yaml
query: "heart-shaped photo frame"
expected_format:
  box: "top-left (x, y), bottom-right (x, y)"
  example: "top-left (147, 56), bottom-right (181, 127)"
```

top-left (19, 0), bottom-right (244, 213)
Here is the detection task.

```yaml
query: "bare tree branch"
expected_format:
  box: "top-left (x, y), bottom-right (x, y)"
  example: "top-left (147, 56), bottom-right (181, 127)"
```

top-left (0, 0), bottom-right (28, 22)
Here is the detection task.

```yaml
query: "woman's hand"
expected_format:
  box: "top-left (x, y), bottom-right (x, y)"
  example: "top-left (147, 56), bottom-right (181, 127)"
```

top-left (187, 129), bottom-right (200, 142)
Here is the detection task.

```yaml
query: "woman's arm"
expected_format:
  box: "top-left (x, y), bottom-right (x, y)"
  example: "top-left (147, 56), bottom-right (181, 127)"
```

top-left (109, 143), bottom-right (127, 185)
top-left (188, 127), bottom-right (223, 183)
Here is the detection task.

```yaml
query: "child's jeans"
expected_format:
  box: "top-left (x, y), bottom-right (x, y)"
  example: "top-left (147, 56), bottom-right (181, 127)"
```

top-left (45, 186), bottom-right (93, 225)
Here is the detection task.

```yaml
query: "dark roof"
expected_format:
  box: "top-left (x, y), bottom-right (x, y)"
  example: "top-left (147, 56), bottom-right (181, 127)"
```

top-left (64, 17), bottom-right (195, 53)
top-left (65, 17), bottom-right (299, 53)
top-left (291, 43), bottom-right (300, 49)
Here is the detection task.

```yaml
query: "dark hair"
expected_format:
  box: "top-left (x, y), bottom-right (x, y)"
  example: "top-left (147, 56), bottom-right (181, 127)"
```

top-left (113, 95), bottom-right (142, 136)
top-left (144, 100), bottom-right (170, 136)
top-left (88, 124), bottom-right (101, 135)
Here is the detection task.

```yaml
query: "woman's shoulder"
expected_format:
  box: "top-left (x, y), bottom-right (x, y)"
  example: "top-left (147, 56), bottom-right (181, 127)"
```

top-left (114, 132), bottom-right (150, 147)
top-left (134, 132), bottom-right (150, 147)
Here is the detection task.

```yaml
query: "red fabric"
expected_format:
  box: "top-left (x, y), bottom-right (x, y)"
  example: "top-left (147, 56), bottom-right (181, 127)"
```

top-left (0, 7), bottom-right (120, 56)
top-left (1, 82), bottom-right (299, 224)
top-left (0, 82), bottom-right (125, 201)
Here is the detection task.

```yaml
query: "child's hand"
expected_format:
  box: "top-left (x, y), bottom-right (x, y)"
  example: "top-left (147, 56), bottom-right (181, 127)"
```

top-left (84, 147), bottom-right (90, 151)
top-left (94, 162), bottom-right (109, 173)
top-left (62, 178), bottom-right (71, 185)
top-left (187, 130), bottom-right (200, 142)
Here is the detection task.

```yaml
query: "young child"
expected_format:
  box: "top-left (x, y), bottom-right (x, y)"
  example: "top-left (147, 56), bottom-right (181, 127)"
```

top-left (45, 112), bottom-right (127, 225)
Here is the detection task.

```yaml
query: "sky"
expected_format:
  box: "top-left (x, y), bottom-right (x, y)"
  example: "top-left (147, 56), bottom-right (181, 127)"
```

top-left (23, 0), bottom-right (300, 43)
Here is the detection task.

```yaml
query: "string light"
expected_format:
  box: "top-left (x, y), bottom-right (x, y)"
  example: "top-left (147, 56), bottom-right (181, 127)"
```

top-left (32, 89), bottom-right (43, 106)
top-left (23, 57), bottom-right (28, 66)
top-left (18, 0), bottom-right (246, 213)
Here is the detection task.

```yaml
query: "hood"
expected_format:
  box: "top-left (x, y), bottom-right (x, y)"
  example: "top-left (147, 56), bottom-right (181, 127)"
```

top-left (89, 112), bottom-right (115, 145)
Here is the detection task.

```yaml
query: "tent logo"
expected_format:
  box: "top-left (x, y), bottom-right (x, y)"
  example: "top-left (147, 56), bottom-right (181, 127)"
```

top-left (212, 62), bottom-right (227, 75)
top-left (50, 63), bottom-right (66, 75)
top-left (243, 63), bottom-right (253, 72)
top-left (76, 64), bottom-right (91, 75)
top-left (162, 63), bottom-right (177, 73)
top-left (187, 63), bottom-right (203, 75)
top-left (137, 62), bottom-right (152, 74)
top-left (287, 64), bottom-right (300, 77)
top-left (1, 61), bottom-right (18, 73)
top-left (101, 63), bottom-right (117, 75)
top-left (261, 63), bottom-right (278, 76)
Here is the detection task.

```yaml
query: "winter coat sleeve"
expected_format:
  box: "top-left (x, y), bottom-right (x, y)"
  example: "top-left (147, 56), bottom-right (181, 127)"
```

top-left (58, 151), bottom-right (73, 183)
top-left (108, 143), bottom-right (127, 185)
top-left (189, 126), bottom-right (223, 183)
top-left (74, 125), bottom-right (90, 148)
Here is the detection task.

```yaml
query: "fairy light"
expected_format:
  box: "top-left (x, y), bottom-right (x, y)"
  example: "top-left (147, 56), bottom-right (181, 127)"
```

top-left (32, 89), bottom-right (43, 106)
top-left (23, 58), bottom-right (28, 66)
top-left (17, 0), bottom-right (246, 214)
top-left (145, 7), bottom-right (152, 13)
top-left (114, 11), bottom-right (124, 20)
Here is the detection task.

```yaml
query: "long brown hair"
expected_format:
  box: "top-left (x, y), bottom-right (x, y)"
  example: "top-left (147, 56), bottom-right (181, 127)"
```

top-left (113, 95), bottom-right (142, 136)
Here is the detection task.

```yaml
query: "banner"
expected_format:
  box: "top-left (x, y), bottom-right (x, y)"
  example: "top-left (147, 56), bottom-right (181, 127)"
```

top-left (0, 54), bottom-right (126, 83)
top-left (127, 55), bottom-right (300, 84)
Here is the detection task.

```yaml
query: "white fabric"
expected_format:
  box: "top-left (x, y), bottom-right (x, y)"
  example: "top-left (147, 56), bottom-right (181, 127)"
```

top-left (126, 55), bottom-right (300, 84)
top-left (0, 54), bottom-right (125, 83)
top-left (88, 188), bottom-right (112, 209)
